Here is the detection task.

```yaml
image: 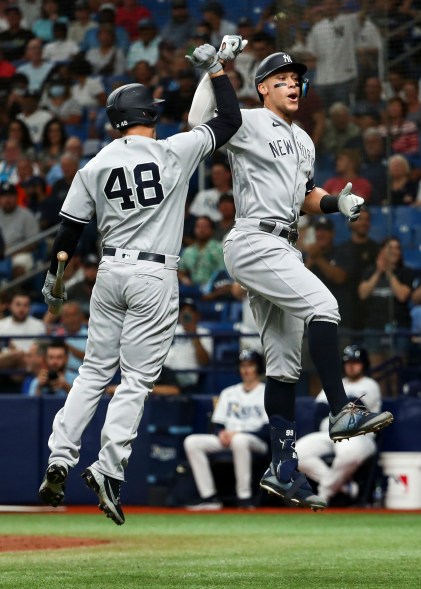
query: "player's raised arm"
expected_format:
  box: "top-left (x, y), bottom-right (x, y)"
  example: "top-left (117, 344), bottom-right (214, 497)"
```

top-left (188, 36), bottom-right (247, 130)
top-left (186, 43), bottom-right (242, 149)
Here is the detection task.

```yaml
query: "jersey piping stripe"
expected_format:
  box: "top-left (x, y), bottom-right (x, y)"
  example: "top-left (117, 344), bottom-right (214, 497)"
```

top-left (201, 123), bottom-right (216, 153)
top-left (59, 211), bottom-right (90, 225)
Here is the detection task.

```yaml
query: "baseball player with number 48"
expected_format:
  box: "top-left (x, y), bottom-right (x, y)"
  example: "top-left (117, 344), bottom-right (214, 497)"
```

top-left (38, 42), bottom-right (242, 525)
top-left (188, 35), bottom-right (393, 511)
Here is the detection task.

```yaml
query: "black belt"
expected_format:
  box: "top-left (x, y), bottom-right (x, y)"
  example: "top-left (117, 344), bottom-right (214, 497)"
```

top-left (259, 220), bottom-right (299, 244)
top-left (103, 247), bottom-right (165, 264)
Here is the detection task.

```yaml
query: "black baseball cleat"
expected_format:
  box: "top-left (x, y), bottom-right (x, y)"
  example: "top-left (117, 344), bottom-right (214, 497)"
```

top-left (260, 462), bottom-right (326, 511)
top-left (82, 467), bottom-right (125, 525)
top-left (329, 399), bottom-right (394, 442)
top-left (39, 463), bottom-right (68, 507)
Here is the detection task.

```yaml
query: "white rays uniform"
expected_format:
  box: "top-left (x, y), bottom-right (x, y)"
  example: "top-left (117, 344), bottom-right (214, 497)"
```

top-left (296, 376), bottom-right (382, 502)
top-left (188, 77), bottom-right (340, 383)
top-left (47, 126), bottom-right (219, 480)
top-left (184, 381), bottom-right (268, 500)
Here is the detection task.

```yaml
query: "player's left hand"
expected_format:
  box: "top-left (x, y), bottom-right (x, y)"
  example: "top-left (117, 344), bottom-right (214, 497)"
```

top-left (185, 44), bottom-right (222, 74)
top-left (217, 35), bottom-right (248, 62)
top-left (337, 182), bottom-right (364, 222)
top-left (42, 271), bottom-right (67, 311)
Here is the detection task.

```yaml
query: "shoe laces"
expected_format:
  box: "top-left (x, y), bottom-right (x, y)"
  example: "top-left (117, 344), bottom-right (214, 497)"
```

top-left (344, 395), bottom-right (369, 416)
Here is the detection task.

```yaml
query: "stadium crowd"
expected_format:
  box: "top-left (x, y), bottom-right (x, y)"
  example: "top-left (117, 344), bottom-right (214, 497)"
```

top-left (0, 0), bottom-right (421, 398)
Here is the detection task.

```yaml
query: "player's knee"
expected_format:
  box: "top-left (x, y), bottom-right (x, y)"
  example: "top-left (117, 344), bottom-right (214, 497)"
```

top-left (230, 433), bottom-right (250, 451)
top-left (183, 434), bottom-right (197, 453)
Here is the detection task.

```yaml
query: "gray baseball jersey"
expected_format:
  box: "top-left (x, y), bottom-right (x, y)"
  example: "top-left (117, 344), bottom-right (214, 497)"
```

top-left (60, 128), bottom-right (215, 255)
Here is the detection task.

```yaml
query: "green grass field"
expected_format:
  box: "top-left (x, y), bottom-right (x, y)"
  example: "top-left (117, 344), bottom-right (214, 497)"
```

top-left (0, 511), bottom-right (420, 589)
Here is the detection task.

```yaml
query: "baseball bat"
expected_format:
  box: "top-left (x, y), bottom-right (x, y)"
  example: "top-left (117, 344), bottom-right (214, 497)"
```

top-left (49, 251), bottom-right (68, 315)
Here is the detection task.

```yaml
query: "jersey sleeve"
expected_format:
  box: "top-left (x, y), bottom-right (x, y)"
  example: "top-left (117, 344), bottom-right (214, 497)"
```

top-left (59, 170), bottom-right (95, 225)
top-left (167, 125), bottom-right (215, 180)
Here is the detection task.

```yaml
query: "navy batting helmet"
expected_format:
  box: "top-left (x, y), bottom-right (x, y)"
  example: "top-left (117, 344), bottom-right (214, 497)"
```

top-left (106, 83), bottom-right (164, 130)
top-left (254, 52), bottom-right (308, 101)
top-left (342, 345), bottom-right (370, 372)
top-left (238, 349), bottom-right (265, 375)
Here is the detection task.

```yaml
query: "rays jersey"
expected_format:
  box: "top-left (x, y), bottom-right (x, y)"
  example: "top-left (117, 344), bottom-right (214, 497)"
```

top-left (60, 127), bottom-right (215, 256)
top-left (211, 382), bottom-right (268, 432)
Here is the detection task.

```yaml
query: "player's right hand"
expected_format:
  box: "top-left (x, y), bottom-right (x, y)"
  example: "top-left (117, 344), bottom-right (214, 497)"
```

top-left (42, 271), bottom-right (67, 311)
top-left (185, 44), bottom-right (222, 74)
top-left (218, 35), bottom-right (248, 62)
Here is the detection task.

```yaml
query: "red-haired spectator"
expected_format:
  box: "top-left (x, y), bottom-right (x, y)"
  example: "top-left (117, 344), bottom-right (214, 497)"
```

top-left (115, 0), bottom-right (151, 41)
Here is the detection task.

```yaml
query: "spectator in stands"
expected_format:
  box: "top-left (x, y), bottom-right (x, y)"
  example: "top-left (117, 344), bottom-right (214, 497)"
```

top-left (22, 340), bottom-right (47, 395)
top-left (0, 182), bottom-right (39, 276)
top-left (323, 149), bottom-right (373, 202)
top-left (86, 23), bottom-right (127, 77)
top-left (0, 139), bottom-right (22, 184)
top-left (213, 193), bottom-right (235, 241)
top-left (189, 160), bottom-right (232, 222)
top-left (21, 175), bottom-right (53, 230)
top-left (160, 0), bottom-right (197, 50)
top-left (354, 77), bottom-right (387, 120)
top-left (403, 78), bottom-right (421, 131)
top-left (46, 152), bottom-right (79, 219)
top-left (53, 301), bottom-right (88, 383)
top-left (336, 208), bottom-right (380, 330)
top-left (6, 72), bottom-right (30, 119)
top-left (0, 5), bottom-right (33, 62)
top-left (126, 18), bottom-right (161, 71)
top-left (378, 97), bottom-right (420, 167)
top-left (17, 38), bottom-right (53, 93)
top-left (164, 298), bottom-right (212, 392)
top-left (38, 117), bottom-right (68, 177)
top-left (5, 119), bottom-right (35, 158)
top-left (178, 216), bottom-right (225, 291)
top-left (201, 1), bottom-right (236, 48)
top-left (370, 2), bottom-right (414, 71)
top-left (292, 86), bottom-right (326, 148)
top-left (68, 0), bottom-right (98, 46)
top-left (115, 0), bottom-right (151, 41)
top-left (32, 0), bottom-right (67, 43)
top-left (304, 217), bottom-right (352, 330)
top-left (359, 128), bottom-right (388, 205)
top-left (18, 0), bottom-right (41, 30)
top-left (184, 349), bottom-right (267, 510)
top-left (43, 83), bottom-right (83, 127)
top-left (159, 67), bottom-right (198, 124)
top-left (320, 102), bottom-right (361, 159)
top-left (304, 0), bottom-right (368, 109)
top-left (27, 340), bottom-right (72, 397)
top-left (17, 90), bottom-right (52, 146)
top-left (296, 345), bottom-right (381, 506)
top-left (66, 253), bottom-right (98, 317)
top-left (130, 59), bottom-right (156, 91)
top-left (0, 290), bottom-right (46, 354)
top-left (15, 156), bottom-right (41, 204)
top-left (0, 47), bottom-right (16, 80)
top-left (46, 135), bottom-right (89, 185)
top-left (70, 54), bottom-right (107, 108)
top-left (235, 31), bottom-right (276, 108)
top-left (356, 15), bottom-right (383, 89)
top-left (42, 21), bottom-right (79, 65)
top-left (387, 154), bottom-right (418, 206)
top-left (81, 3), bottom-right (129, 55)
top-left (358, 237), bottom-right (414, 375)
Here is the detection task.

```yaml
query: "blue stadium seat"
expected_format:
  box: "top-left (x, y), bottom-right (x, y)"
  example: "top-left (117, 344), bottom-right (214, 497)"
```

top-left (369, 206), bottom-right (391, 228)
top-left (393, 223), bottom-right (414, 249)
top-left (392, 206), bottom-right (421, 226)
top-left (0, 257), bottom-right (12, 283)
top-left (403, 247), bottom-right (421, 270)
top-left (369, 224), bottom-right (389, 243)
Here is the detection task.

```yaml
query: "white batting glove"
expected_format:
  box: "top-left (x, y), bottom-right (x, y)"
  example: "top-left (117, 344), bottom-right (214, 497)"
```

top-left (185, 44), bottom-right (222, 74)
top-left (337, 182), bottom-right (365, 222)
top-left (42, 271), bottom-right (67, 310)
top-left (217, 35), bottom-right (248, 62)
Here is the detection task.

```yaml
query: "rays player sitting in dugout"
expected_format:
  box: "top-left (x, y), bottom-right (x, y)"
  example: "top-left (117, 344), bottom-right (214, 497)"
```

top-left (188, 36), bottom-right (393, 511)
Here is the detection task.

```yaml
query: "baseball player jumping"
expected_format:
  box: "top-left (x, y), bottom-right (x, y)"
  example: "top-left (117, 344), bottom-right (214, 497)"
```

top-left (38, 43), bottom-right (242, 525)
top-left (188, 36), bottom-right (393, 511)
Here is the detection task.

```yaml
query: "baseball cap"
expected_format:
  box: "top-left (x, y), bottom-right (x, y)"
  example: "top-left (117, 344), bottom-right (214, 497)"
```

top-left (0, 182), bottom-right (17, 196)
top-left (314, 217), bottom-right (334, 231)
top-left (21, 175), bottom-right (46, 190)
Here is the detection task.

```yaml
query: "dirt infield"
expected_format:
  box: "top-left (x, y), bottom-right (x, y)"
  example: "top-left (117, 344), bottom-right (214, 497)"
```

top-left (0, 535), bottom-right (110, 553)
